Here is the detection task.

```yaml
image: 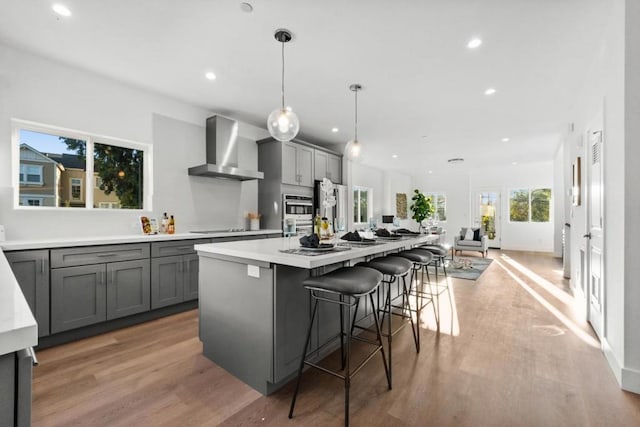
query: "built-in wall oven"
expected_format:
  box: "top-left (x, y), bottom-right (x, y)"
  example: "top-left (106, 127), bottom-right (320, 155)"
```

top-left (283, 194), bottom-right (313, 235)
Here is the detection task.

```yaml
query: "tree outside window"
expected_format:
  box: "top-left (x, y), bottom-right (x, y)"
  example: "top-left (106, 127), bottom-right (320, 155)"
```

top-left (426, 192), bottom-right (447, 221)
top-left (509, 189), bottom-right (529, 222)
top-left (510, 188), bottom-right (551, 222)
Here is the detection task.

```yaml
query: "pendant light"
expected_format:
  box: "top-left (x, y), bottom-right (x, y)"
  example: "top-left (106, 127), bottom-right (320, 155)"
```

top-left (267, 29), bottom-right (300, 142)
top-left (347, 84), bottom-right (362, 158)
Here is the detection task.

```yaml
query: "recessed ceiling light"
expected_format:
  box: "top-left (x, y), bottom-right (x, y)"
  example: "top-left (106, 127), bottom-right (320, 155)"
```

top-left (240, 2), bottom-right (253, 12)
top-left (392, 154), bottom-right (398, 159)
top-left (467, 38), bottom-right (483, 49)
top-left (331, 127), bottom-right (339, 133)
top-left (512, 161), bottom-right (518, 165)
top-left (205, 72), bottom-right (216, 80)
top-left (52, 3), bottom-right (71, 17)
top-left (447, 158), bottom-right (464, 164)
top-left (502, 137), bottom-right (510, 142)
top-left (428, 170), bottom-right (433, 174)
top-left (484, 88), bottom-right (496, 96)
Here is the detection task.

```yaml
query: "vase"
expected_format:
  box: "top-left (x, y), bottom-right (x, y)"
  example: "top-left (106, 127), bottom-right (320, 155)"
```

top-left (250, 218), bottom-right (260, 231)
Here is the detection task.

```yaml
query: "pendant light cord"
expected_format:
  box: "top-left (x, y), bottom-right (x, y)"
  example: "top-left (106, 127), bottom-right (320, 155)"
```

top-left (281, 40), bottom-right (285, 110)
top-left (354, 88), bottom-right (358, 141)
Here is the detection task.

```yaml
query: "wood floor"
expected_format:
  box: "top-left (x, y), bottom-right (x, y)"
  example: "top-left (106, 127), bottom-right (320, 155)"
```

top-left (32, 250), bottom-right (640, 426)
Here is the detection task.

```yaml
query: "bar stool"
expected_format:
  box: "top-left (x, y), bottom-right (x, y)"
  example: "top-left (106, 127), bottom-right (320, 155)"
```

top-left (354, 255), bottom-right (415, 385)
top-left (289, 266), bottom-right (390, 427)
top-left (395, 249), bottom-right (438, 349)
top-left (416, 245), bottom-right (453, 333)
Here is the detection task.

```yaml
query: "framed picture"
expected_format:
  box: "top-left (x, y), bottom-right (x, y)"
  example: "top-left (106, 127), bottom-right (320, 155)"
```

top-left (396, 193), bottom-right (408, 219)
top-left (572, 157), bottom-right (581, 206)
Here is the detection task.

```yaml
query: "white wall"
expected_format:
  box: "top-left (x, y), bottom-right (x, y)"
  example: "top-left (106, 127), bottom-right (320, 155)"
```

top-left (469, 162), bottom-right (555, 252)
top-left (411, 162), bottom-right (555, 252)
top-left (411, 170), bottom-right (470, 245)
top-left (0, 44), bottom-right (268, 240)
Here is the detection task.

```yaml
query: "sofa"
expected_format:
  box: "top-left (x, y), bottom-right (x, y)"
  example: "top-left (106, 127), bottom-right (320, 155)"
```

top-left (453, 228), bottom-right (489, 258)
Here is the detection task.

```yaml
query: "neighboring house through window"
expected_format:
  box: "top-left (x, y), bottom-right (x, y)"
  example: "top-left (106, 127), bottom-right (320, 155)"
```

top-left (70, 177), bottom-right (82, 200)
top-left (19, 164), bottom-right (43, 185)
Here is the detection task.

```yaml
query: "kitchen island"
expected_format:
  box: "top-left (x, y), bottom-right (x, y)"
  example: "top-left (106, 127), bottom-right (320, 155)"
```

top-left (195, 234), bottom-right (438, 395)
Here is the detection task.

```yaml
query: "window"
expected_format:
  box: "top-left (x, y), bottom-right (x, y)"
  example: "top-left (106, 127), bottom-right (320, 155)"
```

top-left (509, 188), bottom-right (551, 222)
top-left (70, 178), bottom-right (82, 200)
top-left (13, 120), bottom-right (151, 210)
top-left (426, 192), bottom-right (447, 221)
top-left (19, 197), bottom-right (44, 206)
top-left (353, 186), bottom-right (372, 224)
top-left (19, 164), bottom-right (43, 185)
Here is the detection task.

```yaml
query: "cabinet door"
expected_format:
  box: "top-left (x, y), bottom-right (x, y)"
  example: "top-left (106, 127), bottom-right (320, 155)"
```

top-left (183, 254), bottom-right (199, 301)
top-left (314, 150), bottom-right (328, 181)
top-left (106, 259), bottom-right (150, 320)
top-left (297, 145), bottom-right (315, 187)
top-left (51, 264), bottom-right (106, 333)
top-left (327, 154), bottom-right (342, 184)
top-left (151, 256), bottom-right (184, 309)
top-left (281, 141), bottom-right (299, 185)
top-left (5, 250), bottom-right (50, 337)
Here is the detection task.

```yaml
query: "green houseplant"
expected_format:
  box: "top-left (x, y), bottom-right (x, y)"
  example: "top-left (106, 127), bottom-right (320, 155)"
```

top-left (410, 189), bottom-right (435, 233)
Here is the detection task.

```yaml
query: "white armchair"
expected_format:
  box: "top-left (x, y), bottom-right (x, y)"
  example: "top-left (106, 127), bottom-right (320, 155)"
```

top-left (453, 230), bottom-right (489, 258)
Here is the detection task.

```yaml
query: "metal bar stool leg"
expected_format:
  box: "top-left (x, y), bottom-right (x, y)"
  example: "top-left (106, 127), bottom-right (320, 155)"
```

top-left (370, 292), bottom-right (391, 390)
top-left (289, 298), bottom-right (319, 419)
top-left (344, 298), bottom-right (354, 427)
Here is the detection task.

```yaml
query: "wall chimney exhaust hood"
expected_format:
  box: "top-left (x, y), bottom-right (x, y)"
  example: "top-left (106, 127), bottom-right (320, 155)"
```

top-left (188, 116), bottom-right (264, 180)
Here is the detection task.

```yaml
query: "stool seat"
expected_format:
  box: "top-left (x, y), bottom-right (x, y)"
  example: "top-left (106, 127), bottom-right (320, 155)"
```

top-left (420, 245), bottom-right (448, 257)
top-left (397, 249), bottom-right (433, 264)
top-left (303, 266), bottom-right (383, 296)
top-left (358, 256), bottom-right (412, 276)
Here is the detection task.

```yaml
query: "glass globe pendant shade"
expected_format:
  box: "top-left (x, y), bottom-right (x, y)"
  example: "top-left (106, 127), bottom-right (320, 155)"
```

top-left (267, 107), bottom-right (300, 142)
top-left (347, 139), bottom-right (361, 159)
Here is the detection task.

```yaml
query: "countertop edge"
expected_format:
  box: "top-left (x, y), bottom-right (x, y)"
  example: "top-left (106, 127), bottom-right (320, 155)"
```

top-left (0, 252), bottom-right (38, 356)
top-left (0, 229), bottom-right (282, 251)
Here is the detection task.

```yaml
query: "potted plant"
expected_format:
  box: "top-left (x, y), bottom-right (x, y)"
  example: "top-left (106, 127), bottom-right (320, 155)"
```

top-left (410, 189), bottom-right (435, 233)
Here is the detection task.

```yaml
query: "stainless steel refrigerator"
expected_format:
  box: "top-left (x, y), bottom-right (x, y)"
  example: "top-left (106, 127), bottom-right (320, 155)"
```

top-left (314, 180), bottom-right (348, 233)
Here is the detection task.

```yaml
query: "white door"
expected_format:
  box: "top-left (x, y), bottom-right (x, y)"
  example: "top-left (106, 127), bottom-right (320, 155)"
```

top-left (586, 122), bottom-right (604, 338)
top-left (473, 190), bottom-right (501, 248)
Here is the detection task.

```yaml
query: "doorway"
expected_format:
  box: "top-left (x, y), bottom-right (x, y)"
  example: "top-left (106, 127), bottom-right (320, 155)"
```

top-left (474, 190), bottom-right (501, 249)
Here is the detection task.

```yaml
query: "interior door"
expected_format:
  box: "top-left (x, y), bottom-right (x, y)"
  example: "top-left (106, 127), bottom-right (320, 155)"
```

top-left (474, 190), bottom-right (501, 248)
top-left (586, 123), bottom-right (604, 338)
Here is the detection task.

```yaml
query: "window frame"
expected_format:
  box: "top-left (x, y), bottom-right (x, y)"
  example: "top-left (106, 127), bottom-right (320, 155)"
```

top-left (508, 187), bottom-right (552, 223)
top-left (19, 164), bottom-right (44, 185)
top-left (425, 191), bottom-right (447, 222)
top-left (12, 119), bottom-right (153, 211)
top-left (70, 177), bottom-right (83, 201)
top-left (353, 186), bottom-right (373, 226)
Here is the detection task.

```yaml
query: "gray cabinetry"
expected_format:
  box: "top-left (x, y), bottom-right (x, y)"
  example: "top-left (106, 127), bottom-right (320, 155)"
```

top-left (0, 350), bottom-right (32, 427)
top-left (106, 259), bottom-right (150, 320)
top-left (282, 141), bottom-right (314, 187)
top-left (150, 239), bottom-right (209, 309)
top-left (50, 243), bottom-right (150, 333)
top-left (51, 264), bottom-right (106, 333)
top-left (314, 150), bottom-right (342, 184)
top-left (5, 250), bottom-right (50, 337)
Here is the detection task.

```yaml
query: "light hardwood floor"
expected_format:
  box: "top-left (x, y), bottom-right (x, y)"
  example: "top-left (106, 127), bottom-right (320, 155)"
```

top-left (32, 250), bottom-right (640, 426)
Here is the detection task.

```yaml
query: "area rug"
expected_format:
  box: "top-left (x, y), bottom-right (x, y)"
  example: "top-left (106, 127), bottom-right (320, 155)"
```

top-left (434, 256), bottom-right (493, 281)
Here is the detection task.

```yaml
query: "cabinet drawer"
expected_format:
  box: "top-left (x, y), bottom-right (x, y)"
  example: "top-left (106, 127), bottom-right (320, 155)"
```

top-left (51, 244), bottom-right (150, 268)
top-left (151, 239), bottom-right (212, 258)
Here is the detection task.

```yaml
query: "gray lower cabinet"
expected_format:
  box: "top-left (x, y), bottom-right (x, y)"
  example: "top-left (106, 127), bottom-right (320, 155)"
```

top-left (106, 259), bottom-right (150, 320)
top-left (50, 244), bottom-right (151, 334)
top-left (151, 255), bottom-right (184, 309)
top-left (51, 264), bottom-right (106, 334)
top-left (0, 350), bottom-right (32, 427)
top-left (5, 250), bottom-right (50, 337)
top-left (150, 240), bottom-right (208, 309)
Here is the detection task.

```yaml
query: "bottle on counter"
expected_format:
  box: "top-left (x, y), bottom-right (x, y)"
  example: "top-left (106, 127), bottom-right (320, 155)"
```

top-left (314, 210), bottom-right (321, 238)
top-left (160, 212), bottom-right (169, 234)
top-left (168, 215), bottom-right (175, 234)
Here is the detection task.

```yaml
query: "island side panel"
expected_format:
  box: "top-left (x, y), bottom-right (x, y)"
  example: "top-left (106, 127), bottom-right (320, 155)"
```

top-left (199, 256), bottom-right (274, 395)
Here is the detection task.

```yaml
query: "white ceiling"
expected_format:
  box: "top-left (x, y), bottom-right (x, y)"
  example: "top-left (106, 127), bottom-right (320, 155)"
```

top-left (0, 0), bottom-right (608, 174)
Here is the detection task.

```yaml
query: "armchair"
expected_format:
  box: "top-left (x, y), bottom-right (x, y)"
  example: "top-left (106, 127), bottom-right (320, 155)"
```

top-left (453, 230), bottom-right (489, 258)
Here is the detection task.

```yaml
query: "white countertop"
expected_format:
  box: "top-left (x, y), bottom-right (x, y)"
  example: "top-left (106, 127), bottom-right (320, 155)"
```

top-left (0, 252), bottom-right (37, 356)
top-left (0, 229), bottom-right (282, 251)
top-left (196, 234), bottom-right (440, 269)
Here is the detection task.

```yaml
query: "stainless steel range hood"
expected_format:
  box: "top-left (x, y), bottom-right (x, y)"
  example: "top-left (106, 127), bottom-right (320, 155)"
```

top-left (188, 116), bottom-right (264, 180)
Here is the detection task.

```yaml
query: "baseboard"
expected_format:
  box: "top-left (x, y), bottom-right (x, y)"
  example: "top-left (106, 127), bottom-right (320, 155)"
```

top-left (602, 338), bottom-right (623, 385)
top-left (621, 367), bottom-right (640, 394)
